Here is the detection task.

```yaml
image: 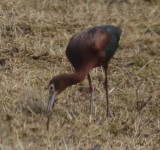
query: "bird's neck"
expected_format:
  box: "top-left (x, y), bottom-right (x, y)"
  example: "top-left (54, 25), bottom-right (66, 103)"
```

top-left (63, 72), bottom-right (86, 87)
top-left (58, 62), bottom-right (95, 93)
top-left (62, 70), bottom-right (88, 90)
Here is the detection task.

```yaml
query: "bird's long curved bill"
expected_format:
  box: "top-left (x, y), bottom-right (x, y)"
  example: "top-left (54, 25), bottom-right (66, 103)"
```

top-left (47, 92), bottom-right (57, 113)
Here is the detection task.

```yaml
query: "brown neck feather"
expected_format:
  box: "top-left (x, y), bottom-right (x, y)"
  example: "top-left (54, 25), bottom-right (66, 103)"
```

top-left (64, 71), bottom-right (87, 87)
top-left (56, 61), bottom-right (96, 93)
top-left (59, 70), bottom-right (88, 93)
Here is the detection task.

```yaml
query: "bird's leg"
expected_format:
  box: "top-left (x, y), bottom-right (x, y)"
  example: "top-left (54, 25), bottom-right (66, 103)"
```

top-left (103, 66), bottom-right (109, 117)
top-left (87, 74), bottom-right (94, 119)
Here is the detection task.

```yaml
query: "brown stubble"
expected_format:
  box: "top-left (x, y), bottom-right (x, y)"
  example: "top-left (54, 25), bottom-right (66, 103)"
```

top-left (0, 0), bottom-right (160, 149)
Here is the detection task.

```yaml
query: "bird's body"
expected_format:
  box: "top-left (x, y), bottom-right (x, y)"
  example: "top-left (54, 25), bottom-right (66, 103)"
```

top-left (47, 25), bottom-right (122, 129)
top-left (67, 25), bottom-right (121, 68)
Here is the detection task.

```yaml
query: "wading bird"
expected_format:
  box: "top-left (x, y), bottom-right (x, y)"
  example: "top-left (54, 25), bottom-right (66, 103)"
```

top-left (47, 25), bottom-right (122, 129)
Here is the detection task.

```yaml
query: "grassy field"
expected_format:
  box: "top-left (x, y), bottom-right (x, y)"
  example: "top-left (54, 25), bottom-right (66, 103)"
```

top-left (0, 0), bottom-right (160, 149)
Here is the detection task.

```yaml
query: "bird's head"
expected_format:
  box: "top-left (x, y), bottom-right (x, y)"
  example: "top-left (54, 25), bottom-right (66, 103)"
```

top-left (47, 75), bottom-right (66, 113)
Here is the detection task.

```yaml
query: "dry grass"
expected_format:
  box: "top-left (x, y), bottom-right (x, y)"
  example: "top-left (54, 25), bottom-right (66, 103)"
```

top-left (0, 0), bottom-right (160, 149)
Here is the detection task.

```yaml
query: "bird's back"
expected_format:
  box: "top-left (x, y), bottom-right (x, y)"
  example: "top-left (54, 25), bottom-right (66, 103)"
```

top-left (102, 25), bottom-right (122, 60)
top-left (66, 25), bottom-right (122, 70)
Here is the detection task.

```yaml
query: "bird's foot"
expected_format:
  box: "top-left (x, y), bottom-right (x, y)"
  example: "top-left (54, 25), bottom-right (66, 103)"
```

top-left (106, 109), bottom-right (114, 118)
top-left (89, 114), bottom-right (92, 122)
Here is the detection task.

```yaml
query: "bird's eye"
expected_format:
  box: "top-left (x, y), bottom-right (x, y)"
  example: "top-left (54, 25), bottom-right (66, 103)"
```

top-left (49, 84), bottom-right (55, 92)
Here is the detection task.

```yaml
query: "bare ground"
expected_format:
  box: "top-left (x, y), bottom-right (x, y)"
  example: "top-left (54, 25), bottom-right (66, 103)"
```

top-left (0, 0), bottom-right (160, 149)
